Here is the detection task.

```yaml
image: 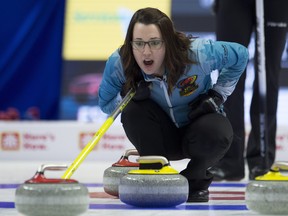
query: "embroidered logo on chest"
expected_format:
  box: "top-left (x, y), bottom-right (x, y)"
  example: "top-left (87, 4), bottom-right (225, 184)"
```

top-left (177, 75), bottom-right (198, 96)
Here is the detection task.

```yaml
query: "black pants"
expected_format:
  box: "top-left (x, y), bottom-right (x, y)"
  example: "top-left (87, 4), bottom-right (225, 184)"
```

top-left (121, 99), bottom-right (233, 191)
top-left (214, 0), bottom-right (288, 175)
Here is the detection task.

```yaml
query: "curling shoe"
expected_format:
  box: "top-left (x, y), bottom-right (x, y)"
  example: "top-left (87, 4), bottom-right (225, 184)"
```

top-left (187, 189), bottom-right (209, 202)
top-left (209, 167), bottom-right (244, 181)
top-left (249, 166), bottom-right (269, 180)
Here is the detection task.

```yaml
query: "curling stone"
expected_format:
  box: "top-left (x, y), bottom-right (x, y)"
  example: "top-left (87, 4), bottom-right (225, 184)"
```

top-left (119, 156), bottom-right (189, 207)
top-left (103, 149), bottom-right (139, 196)
top-left (15, 164), bottom-right (89, 216)
top-left (245, 161), bottom-right (288, 215)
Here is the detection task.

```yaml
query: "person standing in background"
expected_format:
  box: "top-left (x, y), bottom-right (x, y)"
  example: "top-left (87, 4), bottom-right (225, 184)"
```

top-left (211, 0), bottom-right (288, 180)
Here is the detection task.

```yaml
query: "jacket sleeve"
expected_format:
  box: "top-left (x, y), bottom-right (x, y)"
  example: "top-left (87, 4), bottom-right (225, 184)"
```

top-left (98, 50), bottom-right (126, 114)
top-left (197, 39), bottom-right (249, 101)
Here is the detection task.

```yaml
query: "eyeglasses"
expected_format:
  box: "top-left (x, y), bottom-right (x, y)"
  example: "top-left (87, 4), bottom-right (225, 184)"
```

top-left (131, 40), bottom-right (164, 51)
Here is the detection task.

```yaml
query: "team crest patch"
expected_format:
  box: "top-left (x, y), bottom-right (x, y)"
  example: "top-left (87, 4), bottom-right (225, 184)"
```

top-left (177, 75), bottom-right (198, 96)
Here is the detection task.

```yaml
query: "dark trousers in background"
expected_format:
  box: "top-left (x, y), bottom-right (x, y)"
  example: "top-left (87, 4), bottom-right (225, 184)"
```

top-left (214, 0), bottom-right (288, 176)
top-left (121, 99), bottom-right (233, 191)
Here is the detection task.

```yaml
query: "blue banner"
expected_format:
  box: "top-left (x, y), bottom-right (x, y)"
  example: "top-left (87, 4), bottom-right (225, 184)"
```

top-left (0, 0), bottom-right (65, 120)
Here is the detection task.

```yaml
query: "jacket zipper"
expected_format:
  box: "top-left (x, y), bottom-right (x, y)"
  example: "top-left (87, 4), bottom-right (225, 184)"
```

top-left (160, 79), bottom-right (179, 128)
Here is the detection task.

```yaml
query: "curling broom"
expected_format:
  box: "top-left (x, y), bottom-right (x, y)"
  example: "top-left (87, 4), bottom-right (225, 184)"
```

top-left (62, 89), bottom-right (135, 179)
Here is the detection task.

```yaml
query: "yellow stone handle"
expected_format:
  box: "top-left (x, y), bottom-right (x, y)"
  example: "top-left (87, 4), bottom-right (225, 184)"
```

top-left (271, 161), bottom-right (288, 172)
top-left (126, 156), bottom-right (179, 175)
top-left (137, 156), bottom-right (169, 166)
top-left (255, 161), bottom-right (288, 181)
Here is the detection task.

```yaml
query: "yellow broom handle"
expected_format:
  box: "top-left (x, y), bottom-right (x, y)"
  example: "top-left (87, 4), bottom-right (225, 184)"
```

top-left (62, 89), bottom-right (135, 179)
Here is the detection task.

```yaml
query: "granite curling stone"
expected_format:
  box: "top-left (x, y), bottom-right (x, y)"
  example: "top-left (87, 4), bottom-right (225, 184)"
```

top-left (15, 164), bottom-right (89, 216)
top-left (119, 156), bottom-right (189, 207)
top-left (245, 161), bottom-right (288, 215)
top-left (103, 149), bottom-right (139, 196)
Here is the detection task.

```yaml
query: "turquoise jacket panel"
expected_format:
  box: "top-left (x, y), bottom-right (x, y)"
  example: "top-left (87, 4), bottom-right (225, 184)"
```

top-left (98, 38), bottom-right (249, 127)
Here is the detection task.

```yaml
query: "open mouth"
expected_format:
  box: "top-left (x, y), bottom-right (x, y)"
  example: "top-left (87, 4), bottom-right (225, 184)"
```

top-left (143, 60), bottom-right (153, 66)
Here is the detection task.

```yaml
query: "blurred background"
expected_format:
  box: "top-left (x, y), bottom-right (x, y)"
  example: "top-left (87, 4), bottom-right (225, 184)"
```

top-left (1, 0), bottom-right (287, 121)
top-left (0, 0), bottom-right (287, 162)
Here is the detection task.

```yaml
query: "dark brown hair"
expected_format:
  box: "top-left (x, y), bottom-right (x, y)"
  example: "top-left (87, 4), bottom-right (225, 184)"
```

top-left (120, 7), bottom-right (195, 94)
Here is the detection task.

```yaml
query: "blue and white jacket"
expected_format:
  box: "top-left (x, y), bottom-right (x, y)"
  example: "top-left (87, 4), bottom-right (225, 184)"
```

top-left (98, 38), bottom-right (249, 128)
